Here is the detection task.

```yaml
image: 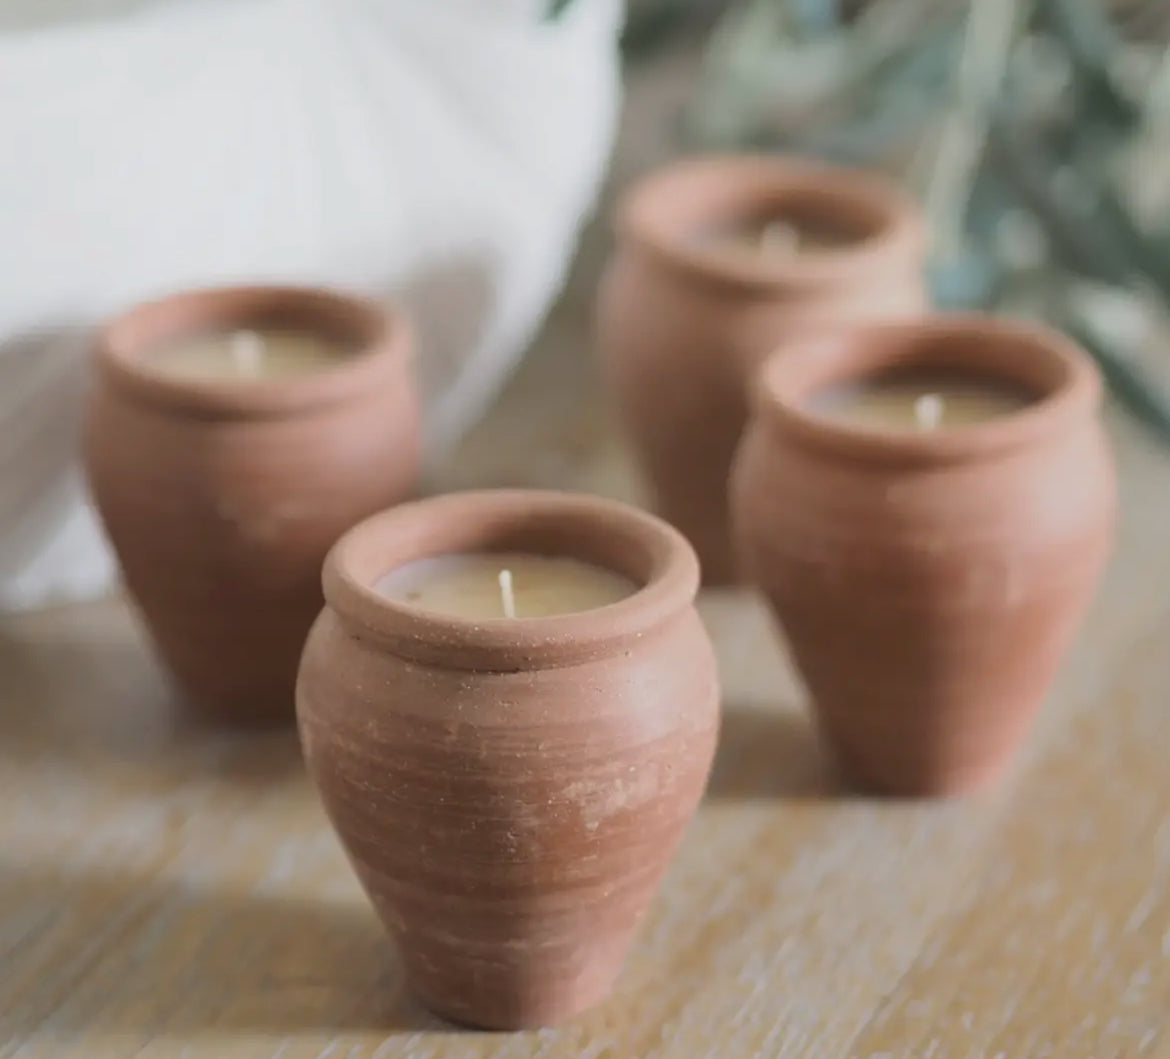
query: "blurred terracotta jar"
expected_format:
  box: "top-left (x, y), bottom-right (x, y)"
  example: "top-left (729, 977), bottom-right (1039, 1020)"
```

top-left (297, 490), bottom-right (719, 1028)
top-left (597, 154), bottom-right (927, 584)
top-left (85, 286), bottom-right (419, 726)
top-left (732, 315), bottom-right (1115, 795)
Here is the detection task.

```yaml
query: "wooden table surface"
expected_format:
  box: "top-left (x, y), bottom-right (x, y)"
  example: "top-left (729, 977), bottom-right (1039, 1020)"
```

top-left (5, 60), bottom-right (1170, 1059)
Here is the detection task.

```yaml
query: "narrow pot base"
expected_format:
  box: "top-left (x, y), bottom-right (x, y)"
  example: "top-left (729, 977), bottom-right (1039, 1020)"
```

top-left (411, 966), bottom-right (618, 1031)
top-left (825, 734), bottom-right (1013, 798)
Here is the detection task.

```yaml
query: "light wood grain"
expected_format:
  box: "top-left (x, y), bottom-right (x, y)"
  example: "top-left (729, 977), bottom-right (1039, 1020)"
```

top-left (4, 52), bottom-right (1170, 1059)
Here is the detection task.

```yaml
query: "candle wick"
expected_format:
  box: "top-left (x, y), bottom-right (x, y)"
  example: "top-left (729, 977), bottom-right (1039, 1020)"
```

top-left (915, 393), bottom-right (945, 431)
top-left (230, 330), bottom-right (264, 375)
top-left (498, 569), bottom-right (516, 620)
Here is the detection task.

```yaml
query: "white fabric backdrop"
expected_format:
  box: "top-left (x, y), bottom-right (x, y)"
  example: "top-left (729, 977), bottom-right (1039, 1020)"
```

top-left (0, 0), bottom-right (622, 609)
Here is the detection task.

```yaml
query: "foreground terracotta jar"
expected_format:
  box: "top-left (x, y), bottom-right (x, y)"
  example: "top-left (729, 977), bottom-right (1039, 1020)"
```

top-left (85, 286), bottom-right (419, 725)
top-left (597, 154), bottom-right (927, 584)
top-left (297, 490), bottom-right (720, 1028)
top-left (732, 316), bottom-right (1115, 795)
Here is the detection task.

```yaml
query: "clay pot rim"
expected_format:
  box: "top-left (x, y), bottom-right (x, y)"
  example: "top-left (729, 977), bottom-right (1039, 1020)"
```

top-left (323, 489), bottom-right (700, 671)
top-left (753, 314), bottom-right (1102, 465)
top-left (96, 285), bottom-right (412, 419)
top-left (616, 154), bottom-right (926, 292)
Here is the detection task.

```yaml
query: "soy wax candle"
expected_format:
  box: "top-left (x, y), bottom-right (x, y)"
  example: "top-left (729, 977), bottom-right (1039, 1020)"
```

top-left (148, 328), bottom-right (348, 380)
top-left (85, 285), bottom-right (419, 725)
top-left (297, 490), bottom-right (719, 1029)
top-left (378, 552), bottom-right (636, 619)
top-left (809, 373), bottom-right (1032, 431)
top-left (598, 154), bottom-right (927, 585)
top-left (732, 315), bottom-right (1115, 796)
top-left (698, 211), bottom-right (861, 261)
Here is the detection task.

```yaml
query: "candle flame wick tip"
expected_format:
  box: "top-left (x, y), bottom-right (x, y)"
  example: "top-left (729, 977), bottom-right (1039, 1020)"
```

top-left (915, 393), bottom-right (944, 431)
top-left (498, 568), bottom-right (516, 620)
top-left (229, 329), bottom-right (264, 375)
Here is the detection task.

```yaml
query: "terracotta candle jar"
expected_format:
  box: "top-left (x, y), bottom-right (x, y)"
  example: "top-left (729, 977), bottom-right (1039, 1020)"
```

top-left (597, 154), bottom-right (928, 585)
top-left (85, 286), bottom-right (419, 725)
top-left (296, 490), bottom-right (720, 1028)
top-left (731, 315), bottom-right (1116, 796)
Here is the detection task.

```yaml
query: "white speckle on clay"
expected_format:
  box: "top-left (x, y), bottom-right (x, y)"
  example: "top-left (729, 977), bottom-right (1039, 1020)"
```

top-left (565, 767), bottom-right (661, 831)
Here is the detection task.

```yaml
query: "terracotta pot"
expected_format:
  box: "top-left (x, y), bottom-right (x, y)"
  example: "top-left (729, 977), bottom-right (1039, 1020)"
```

top-left (597, 154), bottom-right (927, 584)
top-left (85, 286), bottom-right (419, 725)
top-left (731, 315), bottom-right (1115, 795)
top-left (296, 490), bottom-right (719, 1028)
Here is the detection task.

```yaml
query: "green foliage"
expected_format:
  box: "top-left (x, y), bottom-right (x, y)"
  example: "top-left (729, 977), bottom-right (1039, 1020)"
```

top-left (668, 0), bottom-right (1170, 437)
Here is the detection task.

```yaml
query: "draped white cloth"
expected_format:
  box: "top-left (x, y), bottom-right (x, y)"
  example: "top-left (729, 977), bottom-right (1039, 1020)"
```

top-left (0, 0), bottom-right (622, 609)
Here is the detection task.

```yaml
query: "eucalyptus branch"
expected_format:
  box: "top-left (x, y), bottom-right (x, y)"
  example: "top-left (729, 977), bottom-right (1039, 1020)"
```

top-left (921, 0), bottom-right (1025, 260)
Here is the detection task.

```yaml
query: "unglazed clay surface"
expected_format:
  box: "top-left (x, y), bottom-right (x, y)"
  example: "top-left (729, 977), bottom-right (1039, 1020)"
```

top-left (85, 286), bottom-right (419, 725)
top-left (598, 155), bottom-right (927, 585)
top-left (732, 316), bottom-right (1116, 794)
top-left (297, 491), bottom-right (720, 1028)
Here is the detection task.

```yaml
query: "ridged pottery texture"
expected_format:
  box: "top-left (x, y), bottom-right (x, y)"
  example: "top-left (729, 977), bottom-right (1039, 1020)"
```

top-left (296, 490), bottom-right (720, 1028)
top-left (598, 155), bottom-right (927, 585)
top-left (86, 286), bottom-right (419, 725)
top-left (732, 316), bottom-right (1115, 795)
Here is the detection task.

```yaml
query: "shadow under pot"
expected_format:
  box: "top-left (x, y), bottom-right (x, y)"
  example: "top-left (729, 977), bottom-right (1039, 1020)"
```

top-left (731, 315), bottom-right (1116, 796)
top-left (597, 154), bottom-right (928, 585)
top-left (296, 489), bottom-right (720, 1029)
top-left (85, 285), bottom-right (420, 726)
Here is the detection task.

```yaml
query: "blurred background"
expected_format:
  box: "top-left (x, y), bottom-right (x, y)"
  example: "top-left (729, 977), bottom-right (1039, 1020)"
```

top-left (448, 0), bottom-right (1170, 487)
top-left (616, 0), bottom-right (1170, 431)
top-left (3, 0), bottom-right (1170, 606)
